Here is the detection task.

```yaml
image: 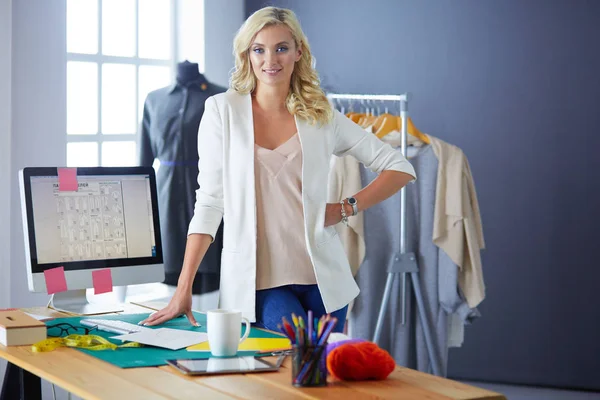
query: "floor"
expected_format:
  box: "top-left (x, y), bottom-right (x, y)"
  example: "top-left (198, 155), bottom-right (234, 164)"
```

top-left (461, 380), bottom-right (600, 400)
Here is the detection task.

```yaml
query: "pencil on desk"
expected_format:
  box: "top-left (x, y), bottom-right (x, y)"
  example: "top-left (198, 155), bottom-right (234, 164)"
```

top-left (307, 311), bottom-right (313, 346)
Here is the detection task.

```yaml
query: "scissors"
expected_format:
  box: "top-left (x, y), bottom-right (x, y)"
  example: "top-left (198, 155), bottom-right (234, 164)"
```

top-left (254, 349), bottom-right (294, 368)
top-left (255, 349), bottom-right (293, 357)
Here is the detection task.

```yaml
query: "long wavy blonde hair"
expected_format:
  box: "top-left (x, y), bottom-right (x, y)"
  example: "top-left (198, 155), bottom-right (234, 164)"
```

top-left (230, 7), bottom-right (333, 126)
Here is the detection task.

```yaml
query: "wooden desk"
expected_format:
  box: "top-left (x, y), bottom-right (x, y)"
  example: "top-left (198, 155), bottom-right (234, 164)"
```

top-left (1, 307), bottom-right (506, 400)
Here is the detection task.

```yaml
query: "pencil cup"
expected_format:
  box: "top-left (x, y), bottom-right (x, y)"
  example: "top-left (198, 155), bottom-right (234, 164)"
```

top-left (291, 344), bottom-right (328, 387)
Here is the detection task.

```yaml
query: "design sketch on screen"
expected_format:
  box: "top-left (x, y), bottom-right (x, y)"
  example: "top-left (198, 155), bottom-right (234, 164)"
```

top-left (30, 175), bottom-right (156, 265)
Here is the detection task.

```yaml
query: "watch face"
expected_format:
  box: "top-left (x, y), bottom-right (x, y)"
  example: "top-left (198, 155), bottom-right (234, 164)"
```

top-left (348, 197), bottom-right (357, 205)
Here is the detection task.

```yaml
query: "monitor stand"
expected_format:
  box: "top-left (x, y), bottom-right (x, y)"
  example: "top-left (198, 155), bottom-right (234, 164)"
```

top-left (49, 289), bottom-right (124, 315)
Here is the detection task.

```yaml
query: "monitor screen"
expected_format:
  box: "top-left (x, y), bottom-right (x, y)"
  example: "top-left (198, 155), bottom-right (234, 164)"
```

top-left (20, 167), bottom-right (163, 275)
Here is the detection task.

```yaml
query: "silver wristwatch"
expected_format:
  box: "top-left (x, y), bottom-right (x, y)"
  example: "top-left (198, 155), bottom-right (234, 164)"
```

top-left (347, 197), bottom-right (358, 216)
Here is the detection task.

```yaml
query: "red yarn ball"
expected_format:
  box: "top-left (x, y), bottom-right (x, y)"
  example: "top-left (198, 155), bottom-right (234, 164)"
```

top-left (326, 341), bottom-right (395, 381)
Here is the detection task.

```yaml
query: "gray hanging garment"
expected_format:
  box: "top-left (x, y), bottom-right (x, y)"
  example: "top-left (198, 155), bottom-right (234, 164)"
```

top-left (350, 144), bottom-right (479, 376)
top-left (138, 75), bottom-right (226, 294)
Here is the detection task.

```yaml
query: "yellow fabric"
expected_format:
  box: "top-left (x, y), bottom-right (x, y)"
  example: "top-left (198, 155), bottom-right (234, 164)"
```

top-left (187, 337), bottom-right (291, 352)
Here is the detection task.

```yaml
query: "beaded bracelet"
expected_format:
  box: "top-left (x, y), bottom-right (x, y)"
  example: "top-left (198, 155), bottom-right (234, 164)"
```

top-left (340, 199), bottom-right (349, 226)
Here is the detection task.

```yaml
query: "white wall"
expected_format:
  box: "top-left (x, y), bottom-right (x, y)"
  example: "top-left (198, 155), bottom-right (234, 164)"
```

top-left (3, 1), bottom-right (244, 396)
top-left (10, 0), bottom-right (66, 309)
top-left (9, 4), bottom-right (73, 398)
top-left (204, 0), bottom-right (244, 87)
top-left (2, 0), bottom-right (247, 313)
top-left (5, 1), bottom-right (248, 301)
top-left (7, 1), bottom-right (246, 310)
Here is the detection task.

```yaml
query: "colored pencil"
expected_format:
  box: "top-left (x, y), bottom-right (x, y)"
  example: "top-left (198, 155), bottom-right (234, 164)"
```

top-left (276, 311), bottom-right (339, 386)
top-left (307, 310), bottom-right (313, 345)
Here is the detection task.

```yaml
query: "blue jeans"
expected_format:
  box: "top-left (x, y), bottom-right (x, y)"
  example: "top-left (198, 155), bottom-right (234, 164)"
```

top-left (254, 284), bottom-right (348, 333)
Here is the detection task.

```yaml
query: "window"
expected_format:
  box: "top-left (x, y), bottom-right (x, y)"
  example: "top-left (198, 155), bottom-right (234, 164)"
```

top-left (65, 0), bottom-right (206, 302)
top-left (177, 0), bottom-right (206, 71)
top-left (66, 0), bottom-right (176, 167)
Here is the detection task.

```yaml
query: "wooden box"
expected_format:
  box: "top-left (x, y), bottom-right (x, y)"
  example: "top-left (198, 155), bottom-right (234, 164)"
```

top-left (0, 310), bottom-right (47, 346)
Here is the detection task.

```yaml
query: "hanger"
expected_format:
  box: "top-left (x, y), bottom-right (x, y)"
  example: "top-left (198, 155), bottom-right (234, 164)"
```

top-left (333, 98), bottom-right (345, 115)
top-left (355, 100), bottom-right (369, 126)
top-left (344, 99), bottom-right (362, 122)
top-left (374, 115), bottom-right (430, 144)
top-left (365, 101), bottom-right (379, 128)
top-left (401, 116), bottom-right (430, 144)
top-left (357, 101), bottom-right (375, 128)
top-left (373, 113), bottom-right (398, 137)
top-left (348, 113), bottom-right (363, 123)
top-left (372, 99), bottom-right (396, 137)
top-left (345, 99), bottom-right (355, 117)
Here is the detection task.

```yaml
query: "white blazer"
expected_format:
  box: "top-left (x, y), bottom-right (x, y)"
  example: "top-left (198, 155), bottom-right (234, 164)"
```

top-left (188, 90), bottom-right (416, 322)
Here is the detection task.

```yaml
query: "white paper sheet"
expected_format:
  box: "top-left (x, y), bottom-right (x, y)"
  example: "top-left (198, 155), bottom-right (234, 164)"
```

top-left (24, 312), bottom-right (54, 321)
top-left (112, 328), bottom-right (208, 350)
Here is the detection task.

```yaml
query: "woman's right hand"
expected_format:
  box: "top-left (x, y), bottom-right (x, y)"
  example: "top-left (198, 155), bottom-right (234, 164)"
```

top-left (139, 233), bottom-right (212, 327)
top-left (138, 289), bottom-right (200, 327)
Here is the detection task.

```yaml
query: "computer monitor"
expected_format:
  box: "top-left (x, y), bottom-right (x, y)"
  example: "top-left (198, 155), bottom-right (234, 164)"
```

top-left (19, 167), bottom-right (165, 314)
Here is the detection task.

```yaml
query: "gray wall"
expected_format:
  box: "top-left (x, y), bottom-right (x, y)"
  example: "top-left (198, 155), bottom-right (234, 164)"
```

top-left (204, 0), bottom-right (245, 87)
top-left (1, 0), bottom-right (12, 308)
top-left (0, 0), bottom-right (12, 381)
top-left (246, 0), bottom-right (600, 390)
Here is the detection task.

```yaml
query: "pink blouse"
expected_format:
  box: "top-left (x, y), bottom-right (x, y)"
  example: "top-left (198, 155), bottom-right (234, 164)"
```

top-left (254, 133), bottom-right (317, 290)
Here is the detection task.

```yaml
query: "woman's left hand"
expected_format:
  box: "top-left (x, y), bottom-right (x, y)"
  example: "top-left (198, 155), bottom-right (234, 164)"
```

top-left (324, 203), bottom-right (344, 227)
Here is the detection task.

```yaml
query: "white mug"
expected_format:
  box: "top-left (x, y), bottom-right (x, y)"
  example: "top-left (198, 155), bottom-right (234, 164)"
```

top-left (207, 309), bottom-right (251, 357)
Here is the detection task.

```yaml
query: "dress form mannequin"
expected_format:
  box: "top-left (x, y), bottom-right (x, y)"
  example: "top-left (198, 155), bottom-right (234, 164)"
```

top-left (177, 60), bottom-right (202, 84)
top-left (138, 61), bottom-right (227, 309)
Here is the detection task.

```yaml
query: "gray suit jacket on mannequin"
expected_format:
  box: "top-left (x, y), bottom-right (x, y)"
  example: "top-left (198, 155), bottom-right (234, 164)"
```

top-left (138, 74), bottom-right (226, 294)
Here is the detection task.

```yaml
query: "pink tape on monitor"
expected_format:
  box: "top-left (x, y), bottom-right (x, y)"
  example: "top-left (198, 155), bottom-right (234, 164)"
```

top-left (58, 168), bottom-right (78, 191)
top-left (92, 269), bottom-right (113, 295)
top-left (44, 267), bottom-right (68, 295)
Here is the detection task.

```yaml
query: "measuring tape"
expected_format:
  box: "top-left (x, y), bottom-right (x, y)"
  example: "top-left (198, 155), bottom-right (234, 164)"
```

top-left (32, 334), bottom-right (143, 352)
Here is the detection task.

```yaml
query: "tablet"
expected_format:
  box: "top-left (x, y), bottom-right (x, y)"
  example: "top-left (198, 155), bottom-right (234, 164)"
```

top-left (166, 357), bottom-right (280, 376)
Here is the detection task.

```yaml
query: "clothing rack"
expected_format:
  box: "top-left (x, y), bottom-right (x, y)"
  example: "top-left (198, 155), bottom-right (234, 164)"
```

top-left (327, 93), bottom-right (442, 376)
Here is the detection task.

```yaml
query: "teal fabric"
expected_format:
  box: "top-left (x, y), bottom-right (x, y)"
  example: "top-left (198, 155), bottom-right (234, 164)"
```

top-left (46, 312), bottom-right (281, 368)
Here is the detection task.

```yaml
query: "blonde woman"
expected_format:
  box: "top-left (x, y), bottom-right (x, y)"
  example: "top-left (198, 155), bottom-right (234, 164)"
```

top-left (141, 7), bottom-right (416, 332)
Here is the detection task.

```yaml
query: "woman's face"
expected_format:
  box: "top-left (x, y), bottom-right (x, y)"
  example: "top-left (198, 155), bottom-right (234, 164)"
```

top-left (249, 24), bottom-right (302, 90)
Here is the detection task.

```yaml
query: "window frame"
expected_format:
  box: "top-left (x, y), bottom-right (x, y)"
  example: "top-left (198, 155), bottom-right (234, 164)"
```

top-left (66, 0), bottom-right (178, 167)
